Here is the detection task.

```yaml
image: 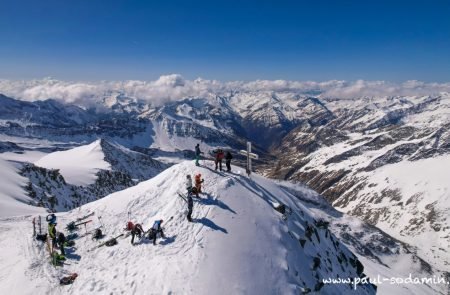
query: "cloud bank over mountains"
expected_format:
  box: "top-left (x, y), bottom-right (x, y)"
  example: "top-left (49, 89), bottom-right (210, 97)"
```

top-left (1, 75), bottom-right (449, 107)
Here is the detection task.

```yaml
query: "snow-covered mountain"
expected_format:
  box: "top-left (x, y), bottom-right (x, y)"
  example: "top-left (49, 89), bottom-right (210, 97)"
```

top-left (0, 92), bottom-right (331, 152)
top-left (35, 139), bottom-right (166, 184)
top-left (0, 157), bottom-right (46, 217)
top-left (0, 90), bottom-right (449, 293)
top-left (0, 161), bottom-right (378, 294)
top-left (266, 93), bottom-right (450, 275)
top-left (0, 93), bottom-right (153, 147)
top-left (0, 139), bottom-right (167, 213)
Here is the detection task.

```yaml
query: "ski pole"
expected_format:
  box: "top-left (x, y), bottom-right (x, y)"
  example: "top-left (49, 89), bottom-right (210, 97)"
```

top-left (32, 218), bottom-right (36, 237)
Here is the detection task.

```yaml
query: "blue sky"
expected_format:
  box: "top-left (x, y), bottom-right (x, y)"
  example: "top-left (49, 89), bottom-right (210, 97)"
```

top-left (1, 0), bottom-right (449, 81)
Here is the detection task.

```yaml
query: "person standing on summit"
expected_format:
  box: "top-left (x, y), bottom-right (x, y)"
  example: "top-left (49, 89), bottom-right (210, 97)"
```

top-left (186, 174), bottom-right (193, 194)
top-left (225, 151), bottom-right (233, 172)
top-left (194, 173), bottom-right (204, 197)
top-left (194, 143), bottom-right (203, 166)
top-left (185, 193), bottom-right (194, 222)
top-left (214, 149), bottom-right (224, 171)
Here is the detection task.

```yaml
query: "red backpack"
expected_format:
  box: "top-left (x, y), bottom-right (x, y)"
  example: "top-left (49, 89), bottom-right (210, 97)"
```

top-left (126, 221), bottom-right (134, 231)
top-left (217, 151), bottom-right (224, 160)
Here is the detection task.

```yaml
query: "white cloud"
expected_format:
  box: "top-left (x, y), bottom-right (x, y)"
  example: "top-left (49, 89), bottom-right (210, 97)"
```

top-left (0, 75), bottom-right (449, 108)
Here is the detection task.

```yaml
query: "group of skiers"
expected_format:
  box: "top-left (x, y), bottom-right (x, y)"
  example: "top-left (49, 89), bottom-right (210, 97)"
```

top-left (184, 143), bottom-right (234, 222)
top-left (195, 143), bottom-right (233, 172)
top-left (127, 220), bottom-right (165, 245)
top-left (44, 143), bottom-right (236, 252)
top-left (126, 144), bottom-right (233, 242)
top-left (182, 172), bottom-right (204, 222)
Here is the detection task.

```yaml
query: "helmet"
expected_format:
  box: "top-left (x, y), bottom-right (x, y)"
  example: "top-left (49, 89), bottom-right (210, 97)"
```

top-left (46, 214), bottom-right (56, 224)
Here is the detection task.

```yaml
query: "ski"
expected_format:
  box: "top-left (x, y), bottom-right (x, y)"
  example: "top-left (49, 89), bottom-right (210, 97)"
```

top-left (32, 217), bottom-right (36, 237)
top-left (71, 226), bottom-right (102, 240)
top-left (88, 234), bottom-right (124, 252)
top-left (75, 212), bottom-right (95, 222)
top-left (177, 192), bottom-right (187, 202)
top-left (66, 220), bottom-right (93, 231)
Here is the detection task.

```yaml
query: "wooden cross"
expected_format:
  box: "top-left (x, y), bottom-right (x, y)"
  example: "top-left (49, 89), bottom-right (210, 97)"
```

top-left (239, 141), bottom-right (259, 176)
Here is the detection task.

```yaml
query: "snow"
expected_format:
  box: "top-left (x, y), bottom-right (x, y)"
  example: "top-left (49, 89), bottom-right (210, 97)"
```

top-left (0, 161), bottom-right (375, 295)
top-left (275, 180), bottom-right (449, 295)
top-left (0, 150), bottom-right (47, 163)
top-left (354, 154), bottom-right (450, 270)
top-left (0, 158), bottom-right (46, 217)
top-left (34, 140), bottom-right (111, 186)
top-left (150, 119), bottom-right (218, 152)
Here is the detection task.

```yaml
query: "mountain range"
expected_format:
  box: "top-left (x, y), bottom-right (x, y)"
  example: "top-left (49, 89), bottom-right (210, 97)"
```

top-left (0, 91), bottom-right (448, 294)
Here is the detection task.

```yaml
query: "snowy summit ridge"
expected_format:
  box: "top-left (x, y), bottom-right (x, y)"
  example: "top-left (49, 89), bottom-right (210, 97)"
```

top-left (0, 161), bottom-right (375, 294)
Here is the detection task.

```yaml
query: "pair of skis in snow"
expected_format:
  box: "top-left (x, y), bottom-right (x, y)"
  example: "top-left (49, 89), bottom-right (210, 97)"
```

top-left (88, 233), bottom-right (124, 252)
top-left (75, 211), bottom-right (95, 222)
top-left (66, 212), bottom-right (95, 231)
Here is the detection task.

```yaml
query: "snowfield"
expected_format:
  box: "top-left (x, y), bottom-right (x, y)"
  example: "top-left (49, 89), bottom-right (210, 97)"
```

top-left (0, 161), bottom-right (375, 295)
top-left (0, 158), bottom-right (46, 217)
top-left (34, 140), bottom-right (111, 186)
top-left (355, 154), bottom-right (450, 270)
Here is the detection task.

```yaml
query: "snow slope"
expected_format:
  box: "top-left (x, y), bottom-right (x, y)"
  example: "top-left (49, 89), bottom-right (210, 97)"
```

top-left (349, 154), bottom-right (450, 270)
top-left (0, 161), bottom-right (375, 295)
top-left (0, 158), bottom-right (46, 217)
top-left (35, 140), bottom-right (110, 186)
top-left (277, 181), bottom-right (449, 295)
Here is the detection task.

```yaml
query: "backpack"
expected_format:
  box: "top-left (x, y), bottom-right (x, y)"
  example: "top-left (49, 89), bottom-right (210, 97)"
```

top-left (92, 228), bottom-right (103, 240)
top-left (126, 221), bottom-right (134, 231)
top-left (152, 220), bottom-right (161, 230)
top-left (66, 222), bottom-right (76, 231)
top-left (64, 240), bottom-right (75, 247)
top-left (105, 238), bottom-right (117, 247)
top-left (217, 150), bottom-right (224, 160)
top-left (60, 273), bottom-right (78, 285)
top-left (52, 252), bottom-right (65, 266)
top-left (35, 233), bottom-right (47, 242)
top-left (66, 233), bottom-right (78, 240)
top-left (57, 232), bottom-right (66, 244)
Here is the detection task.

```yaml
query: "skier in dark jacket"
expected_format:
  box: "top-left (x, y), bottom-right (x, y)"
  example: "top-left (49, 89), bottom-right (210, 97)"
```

top-left (186, 193), bottom-right (193, 222)
top-left (148, 220), bottom-right (165, 245)
top-left (195, 144), bottom-right (203, 166)
top-left (225, 151), bottom-right (233, 172)
top-left (186, 174), bottom-right (193, 194)
top-left (179, 191), bottom-right (194, 222)
top-left (131, 223), bottom-right (144, 245)
top-left (214, 149), bottom-right (224, 171)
